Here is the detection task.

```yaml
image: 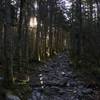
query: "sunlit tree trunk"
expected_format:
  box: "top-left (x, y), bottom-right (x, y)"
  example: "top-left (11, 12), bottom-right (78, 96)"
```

top-left (95, 0), bottom-right (100, 32)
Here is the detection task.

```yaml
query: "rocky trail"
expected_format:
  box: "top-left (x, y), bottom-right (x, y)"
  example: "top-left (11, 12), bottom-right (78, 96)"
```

top-left (28, 53), bottom-right (99, 100)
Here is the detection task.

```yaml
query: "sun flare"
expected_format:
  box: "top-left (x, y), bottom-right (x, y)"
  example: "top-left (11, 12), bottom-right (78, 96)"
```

top-left (29, 17), bottom-right (37, 28)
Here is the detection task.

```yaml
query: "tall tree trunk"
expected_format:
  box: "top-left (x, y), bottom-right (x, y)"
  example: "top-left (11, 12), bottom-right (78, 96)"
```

top-left (3, 0), bottom-right (14, 88)
top-left (17, 0), bottom-right (25, 71)
top-left (48, 0), bottom-right (53, 56)
top-left (75, 0), bottom-right (82, 56)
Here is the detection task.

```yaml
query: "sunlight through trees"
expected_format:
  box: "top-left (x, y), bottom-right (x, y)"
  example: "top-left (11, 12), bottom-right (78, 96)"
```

top-left (29, 17), bottom-right (37, 28)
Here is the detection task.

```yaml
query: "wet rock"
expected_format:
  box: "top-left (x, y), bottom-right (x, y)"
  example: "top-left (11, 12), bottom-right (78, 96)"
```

top-left (53, 96), bottom-right (61, 100)
top-left (77, 90), bottom-right (83, 97)
top-left (70, 81), bottom-right (78, 87)
top-left (58, 89), bottom-right (66, 95)
top-left (31, 90), bottom-right (43, 100)
top-left (66, 82), bottom-right (70, 87)
top-left (6, 94), bottom-right (20, 100)
top-left (82, 88), bottom-right (93, 94)
top-left (31, 95), bottom-right (37, 100)
top-left (0, 77), bottom-right (4, 81)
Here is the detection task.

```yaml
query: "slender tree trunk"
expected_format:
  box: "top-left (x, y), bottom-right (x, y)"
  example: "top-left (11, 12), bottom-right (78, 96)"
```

top-left (49, 0), bottom-right (53, 56)
top-left (3, 0), bottom-right (14, 88)
top-left (76, 0), bottom-right (82, 56)
top-left (17, 0), bottom-right (25, 71)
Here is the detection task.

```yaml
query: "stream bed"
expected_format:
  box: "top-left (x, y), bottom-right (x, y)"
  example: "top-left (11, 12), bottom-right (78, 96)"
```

top-left (28, 52), bottom-right (98, 100)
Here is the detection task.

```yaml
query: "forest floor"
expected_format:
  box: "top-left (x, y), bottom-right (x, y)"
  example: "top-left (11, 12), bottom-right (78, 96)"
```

top-left (0, 52), bottom-right (100, 100)
top-left (28, 52), bottom-right (100, 100)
